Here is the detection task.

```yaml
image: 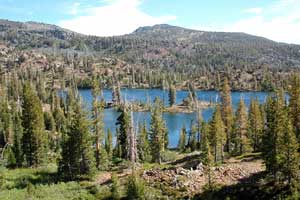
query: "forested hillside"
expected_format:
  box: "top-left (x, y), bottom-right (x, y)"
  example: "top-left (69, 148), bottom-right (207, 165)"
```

top-left (1, 19), bottom-right (300, 91)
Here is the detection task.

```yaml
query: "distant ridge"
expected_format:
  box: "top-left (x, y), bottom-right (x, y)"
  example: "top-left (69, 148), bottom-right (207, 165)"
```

top-left (0, 18), bottom-right (300, 69)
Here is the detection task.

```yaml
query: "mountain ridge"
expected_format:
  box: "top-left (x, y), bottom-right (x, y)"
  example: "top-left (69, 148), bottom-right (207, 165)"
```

top-left (0, 19), bottom-right (292, 45)
top-left (0, 18), bottom-right (300, 70)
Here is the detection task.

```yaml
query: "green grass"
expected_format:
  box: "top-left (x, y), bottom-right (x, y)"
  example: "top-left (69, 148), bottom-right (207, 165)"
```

top-left (0, 164), bottom-right (99, 200)
top-left (234, 152), bottom-right (262, 160)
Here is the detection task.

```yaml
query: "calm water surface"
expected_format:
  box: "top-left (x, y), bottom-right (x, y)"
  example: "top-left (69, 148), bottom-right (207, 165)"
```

top-left (79, 89), bottom-right (268, 148)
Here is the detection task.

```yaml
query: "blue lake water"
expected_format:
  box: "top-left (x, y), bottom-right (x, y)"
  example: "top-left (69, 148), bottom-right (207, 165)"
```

top-left (79, 89), bottom-right (268, 148)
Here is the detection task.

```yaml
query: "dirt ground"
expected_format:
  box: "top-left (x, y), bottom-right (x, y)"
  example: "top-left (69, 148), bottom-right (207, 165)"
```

top-left (142, 155), bottom-right (265, 196)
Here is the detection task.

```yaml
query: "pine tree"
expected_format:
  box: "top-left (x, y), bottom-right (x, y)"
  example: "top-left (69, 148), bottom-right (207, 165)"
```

top-left (200, 121), bottom-right (214, 188)
top-left (280, 113), bottom-right (299, 185)
top-left (220, 77), bottom-right (234, 153)
top-left (127, 105), bottom-right (137, 163)
top-left (262, 96), bottom-right (277, 174)
top-left (91, 77), bottom-right (105, 169)
top-left (11, 102), bottom-right (23, 167)
top-left (126, 172), bottom-right (145, 200)
top-left (209, 105), bottom-right (226, 164)
top-left (114, 128), bottom-right (122, 158)
top-left (262, 90), bottom-right (286, 179)
top-left (168, 84), bottom-right (176, 107)
top-left (200, 122), bottom-right (212, 165)
top-left (44, 112), bottom-right (56, 132)
top-left (58, 101), bottom-right (96, 180)
top-left (0, 100), bottom-right (12, 147)
top-left (137, 122), bottom-right (150, 162)
top-left (234, 98), bottom-right (251, 155)
top-left (5, 146), bottom-right (16, 168)
top-left (53, 99), bottom-right (66, 134)
top-left (116, 107), bottom-right (130, 159)
top-left (149, 97), bottom-right (167, 164)
top-left (288, 74), bottom-right (300, 140)
top-left (112, 81), bottom-right (122, 106)
top-left (105, 129), bottom-right (113, 159)
top-left (111, 172), bottom-right (121, 200)
top-left (196, 106), bottom-right (203, 150)
top-left (178, 126), bottom-right (187, 152)
top-left (21, 82), bottom-right (48, 167)
top-left (248, 98), bottom-right (264, 152)
top-left (188, 124), bottom-right (197, 151)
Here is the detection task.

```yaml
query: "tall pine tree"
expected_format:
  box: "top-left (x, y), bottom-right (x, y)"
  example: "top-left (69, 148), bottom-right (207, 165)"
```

top-left (178, 125), bottom-right (187, 152)
top-left (91, 77), bottom-right (105, 169)
top-left (116, 106), bottom-right (130, 159)
top-left (168, 84), bottom-right (176, 107)
top-left (149, 97), bottom-right (167, 164)
top-left (209, 105), bottom-right (226, 164)
top-left (220, 77), bottom-right (234, 153)
top-left (248, 98), bottom-right (264, 152)
top-left (234, 98), bottom-right (251, 155)
top-left (137, 122), bottom-right (150, 162)
top-left (22, 82), bottom-right (48, 167)
top-left (58, 101), bottom-right (96, 180)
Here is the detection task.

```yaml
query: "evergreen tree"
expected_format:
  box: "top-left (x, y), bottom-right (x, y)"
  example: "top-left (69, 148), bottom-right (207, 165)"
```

top-left (188, 124), bottom-right (197, 151)
top-left (262, 96), bottom-right (277, 174)
top-left (248, 98), bottom-right (264, 152)
top-left (168, 84), bottom-right (176, 107)
top-left (200, 121), bottom-right (212, 165)
top-left (209, 105), bottom-right (226, 164)
top-left (111, 172), bottom-right (121, 200)
top-left (288, 74), bottom-right (300, 140)
top-left (127, 105), bottom-right (137, 163)
top-left (0, 100), bottom-right (12, 147)
top-left (5, 146), bottom-right (16, 168)
top-left (137, 122), bottom-right (150, 162)
top-left (263, 90), bottom-right (300, 186)
top-left (116, 107), bottom-right (130, 159)
top-left (11, 102), bottom-right (23, 167)
top-left (196, 106), bottom-right (203, 150)
top-left (280, 114), bottom-right (299, 186)
top-left (178, 126), bottom-right (187, 152)
top-left (262, 91), bottom-right (285, 179)
top-left (271, 90), bottom-right (286, 180)
top-left (21, 82), bottom-right (48, 167)
top-left (200, 121), bottom-right (213, 188)
top-left (114, 128), bottom-right (122, 158)
top-left (58, 101), bottom-right (96, 180)
top-left (53, 101), bottom-right (66, 134)
top-left (105, 129), bottom-right (113, 159)
top-left (112, 81), bottom-right (122, 106)
top-left (126, 172), bottom-right (145, 200)
top-left (44, 112), bottom-right (56, 132)
top-left (220, 77), bottom-right (234, 153)
top-left (91, 77), bottom-right (105, 169)
top-left (234, 98), bottom-right (251, 155)
top-left (149, 97), bottom-right (167, 164)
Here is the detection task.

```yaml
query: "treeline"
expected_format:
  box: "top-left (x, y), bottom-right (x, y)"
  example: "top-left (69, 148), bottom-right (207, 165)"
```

top-left (1, 20), bottom-right (300, 92)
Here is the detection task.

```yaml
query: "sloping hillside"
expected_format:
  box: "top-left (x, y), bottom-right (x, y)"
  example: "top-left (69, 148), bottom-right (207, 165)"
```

top-left (0, 19), bottom-right (300, 70)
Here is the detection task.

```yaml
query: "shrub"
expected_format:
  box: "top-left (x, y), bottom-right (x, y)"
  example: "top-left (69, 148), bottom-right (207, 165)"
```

top-left (126, 173), bottom-right (145, 200)
top-left (161, 150), bottom-right (178, 162)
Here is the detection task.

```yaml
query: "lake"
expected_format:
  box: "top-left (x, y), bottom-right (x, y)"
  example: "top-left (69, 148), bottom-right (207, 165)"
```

top-left (79, 89), bottom-right (268, 148)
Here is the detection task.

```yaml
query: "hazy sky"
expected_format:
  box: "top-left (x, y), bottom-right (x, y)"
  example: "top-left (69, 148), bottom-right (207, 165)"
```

top-left (0, 0), bottom-right (300, 44)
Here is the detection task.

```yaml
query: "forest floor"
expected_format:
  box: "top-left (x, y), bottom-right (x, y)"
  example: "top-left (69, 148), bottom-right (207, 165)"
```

top-left (141, 152), bottom-right (264, 198)
top-left (91, 152), bottom-right (265, 199)
top-left (0, 153), bottom-right (265, 199)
